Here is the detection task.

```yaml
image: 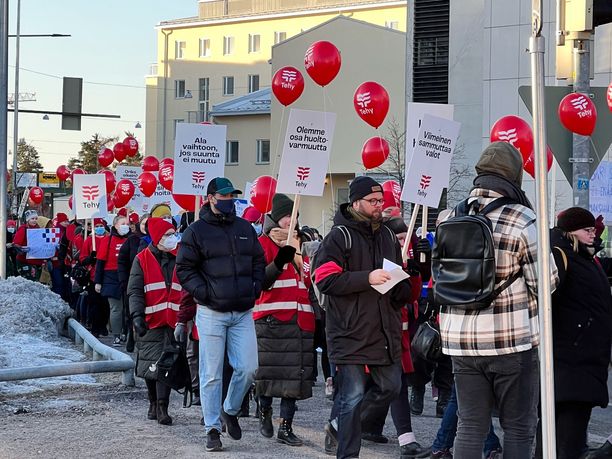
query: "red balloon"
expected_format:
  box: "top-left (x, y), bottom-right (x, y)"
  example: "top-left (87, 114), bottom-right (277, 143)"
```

top-left (382, 180), bottom-right (402, 210)
top-left (353, 82), bottom-right (390, 129)
top-left (361, 137), bottom-right (390, 169)
top-left (159, 157), bottom-right (174, 170)
top-left (98, 169), bottom-right (116, 194)
top-left (272, 66), bottom-right (305, 106)
top-left (56, 165), bottom-right (71, 182)
top-left (523, 146), bottom-right (554, 178)
top-left (68, 195), bottom-right (73, 210)
top-left (70, 168), bottom-right (85, 181)
top-left (558, 92), bottom-right (597, 136)
top-left (489, 115), bottom-right (534, 161)
top-left (123, 137), bottom-right (139, 157)
top-left (158, 164), bottom-right (174, 191)
top-left (106, 194), bottom-right (115, 212)
top-left (113, 142), bottom-right (127, 162)
top-left (98, 148), bottom-right (114, 168)
top-left (29, 186), bottom-right (44, 205)
top-left (304, 41), bottom-right (341, 87)
top-left (173, 193), bottom-right (199, 212)
top-left (115, 179), bottom-right (135, 206)
top-left (138, 172), bottom-right (157, 197)
top-left (607, 82), bottom-right (612, 113)
top-left (142, 155), bottom-right (160, 172)
top-left (250, 176), bottom-right (277, 214)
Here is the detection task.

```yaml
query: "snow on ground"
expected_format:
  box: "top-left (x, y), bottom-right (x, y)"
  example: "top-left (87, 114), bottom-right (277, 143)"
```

top-left (0, 277), bottom-right (97, 394)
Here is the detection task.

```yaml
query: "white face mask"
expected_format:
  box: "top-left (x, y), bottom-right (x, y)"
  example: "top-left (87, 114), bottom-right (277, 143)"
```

top-left (161, 234), bottom-right (179, 251)
top-left (117, 224), bottom-right (130, 236)
top-left (163, 217), bottom-right (173, 224)
top-left (7, 227), bottom-right (15, 234)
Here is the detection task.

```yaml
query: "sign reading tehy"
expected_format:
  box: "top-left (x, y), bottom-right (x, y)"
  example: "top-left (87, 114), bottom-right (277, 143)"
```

top-left (26, 228), bottom-right (61, 260)
top-left (144, 171), bottom-right (180, 215)
top-left (173, 123), bottom-right (227, 195)
top-left (276, 109), bottom-right (336, 196)
top-left (401, 114), bottom-right (461, 208)
top-left (73, 174), bottom-right (108, 219)
top-left (116, 165), bottom-right (145, 213)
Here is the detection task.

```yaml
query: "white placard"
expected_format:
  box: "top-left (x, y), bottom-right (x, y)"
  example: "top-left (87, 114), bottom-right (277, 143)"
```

top-left (143, 171), bottom-right (181, 215)
top-left (73, 174), bottom-right (108, 219)
top-left (405, 102), bottom-right (454, 172)
top-left (26, 228), bottom-right (61, 259)
top-left (173, 123), bottom-right (227, 195)
top-left (16, 172), bottom-right (37, 188)
top-left (371, 258), bottom-right (410, 295)
top-left (401, 114), bottom-right (461, 208)
top-left (235, 198), bottom-right (249, 218)
top-left (590, 160), bottom-right (612, 223)
top-left (115, 165), bottom-right (145, 214)
top-left (276, 109), bottom-right (336, 196)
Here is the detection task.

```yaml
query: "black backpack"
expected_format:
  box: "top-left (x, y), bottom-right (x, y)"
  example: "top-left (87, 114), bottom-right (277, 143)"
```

top-left (432, 197), bottom-right (522, 310)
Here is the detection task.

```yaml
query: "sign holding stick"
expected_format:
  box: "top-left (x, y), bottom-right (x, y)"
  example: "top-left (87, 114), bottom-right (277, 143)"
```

top-left (276, 109), bottom-right (336, 197)
top-left (286, 194), bottom-right (301, 246)
top-left (420, 206), bottom-right (428, 263)
top-left (91, 218), bottom-right (96, 251)
top-left (401, 204), bottom-right (420, 262)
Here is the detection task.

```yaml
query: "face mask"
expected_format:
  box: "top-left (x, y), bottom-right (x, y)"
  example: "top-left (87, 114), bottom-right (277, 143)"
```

top-left (252, 223), bottom-right (262, 236)
top-left (163, 217), bottom-right (173, 224)
top-left (7, 227), bottom-right (15, 234)
top-left (161, 234), bottom-right (179, 251)
top-left (214, 198), bottom-right (235, 215)
top-left (94, 226), bottom-right (105, 236)
top-left (117, 224), bottom-right (130, 236)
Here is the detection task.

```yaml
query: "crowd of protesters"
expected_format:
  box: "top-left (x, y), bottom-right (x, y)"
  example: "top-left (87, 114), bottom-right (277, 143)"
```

top-left (4, 141), bottom-right (612, 459)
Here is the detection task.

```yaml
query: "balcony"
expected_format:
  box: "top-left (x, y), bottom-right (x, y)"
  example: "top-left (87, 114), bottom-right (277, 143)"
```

top-left (147, 63), bottom-right (159, 77)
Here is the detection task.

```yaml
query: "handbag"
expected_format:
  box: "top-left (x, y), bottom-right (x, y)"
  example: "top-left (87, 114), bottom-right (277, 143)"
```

top-left (155, 337), bottom-right (193, 407)
top-left (412, 319), bottom-right (442, 362)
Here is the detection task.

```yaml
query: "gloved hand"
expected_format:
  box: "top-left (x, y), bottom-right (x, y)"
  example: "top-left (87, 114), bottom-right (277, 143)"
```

top-left (174, 322), bottom-right (187, 344)
top-left (273, 245), bottom-right (297, 270)
top-left (405, 258), bottom-right (421, 277)
top-left (595, 215), bottom-right (605, 238)
top-left (133, 315), bottom-right (148, 337)
top-left (416, 238), bottom-right (431, 256)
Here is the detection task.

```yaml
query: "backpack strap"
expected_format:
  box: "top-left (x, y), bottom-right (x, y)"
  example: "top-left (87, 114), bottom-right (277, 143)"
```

top-left (334, 225), bottom-right (352, 252)
top-left (491, 268), bottom-right (523, 301)
top-left (455, 199), bottom-right (470, 217)
top-left (478, 197), bottom-right (517, 216)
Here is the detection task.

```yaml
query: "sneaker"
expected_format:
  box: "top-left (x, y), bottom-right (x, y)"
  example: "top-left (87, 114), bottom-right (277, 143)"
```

top-left (205, 428), bottom-right (223, 452)
top-left (361, 432), bottom-right (388, 443)
top-left (112, 336), bottom-right (121, 347)
top-left (400, 442), bottom-right (431, 458)
top-left (119, 333), bottom-right (127, 342)
top-left (430, 449), bottom-right (453, 458)
top-left (220, 410), bottom-right (242, 440)
top-left (410, 385), bottom-right (425, 415)
top-left (325, 377), bottom-right (334, 399)
top-left (324, 422), bottom-right (337, 456)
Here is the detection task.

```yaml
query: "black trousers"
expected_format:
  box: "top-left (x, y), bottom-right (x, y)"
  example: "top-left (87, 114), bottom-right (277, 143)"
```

top-left (535, 401), bottom-right (592, 459)
top-left (313, 318), bottom-right (331, 381)
top-left (361, 372), bottom-right (413, 436)
top-left (259, 396), bottom-right (297, 420)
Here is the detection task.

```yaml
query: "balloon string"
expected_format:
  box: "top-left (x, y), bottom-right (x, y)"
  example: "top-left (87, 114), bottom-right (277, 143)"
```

top-left (323, 86), bottom-right (336, 221)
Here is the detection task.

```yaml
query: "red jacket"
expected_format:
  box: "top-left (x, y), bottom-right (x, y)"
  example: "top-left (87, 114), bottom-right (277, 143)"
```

top-left (137, 247), bottom-right (181, 329)
top-left (254, 235), bottom-right (315, 332)
top-left (12, 223), bottom-right (44, 265)
top-left (80, 234), bottom-right (106, 281)
top-left (96, 234), bottom-right (125, 271)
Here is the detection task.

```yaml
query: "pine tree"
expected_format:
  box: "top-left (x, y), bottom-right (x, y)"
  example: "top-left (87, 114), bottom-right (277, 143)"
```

top-left (15, 138), bottom-right (43, 172)
top-left (68, 134), bottom-right (117, 173)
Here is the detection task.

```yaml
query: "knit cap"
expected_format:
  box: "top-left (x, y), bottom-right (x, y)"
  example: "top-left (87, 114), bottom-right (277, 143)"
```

top-left (349, 176), bottom-right (383, 203)
top-left (557, 207), bottom-right (595, 232)
top-left (270, 194), bottom-right (295, 222)
top-left (147, 217), bottom-right (175, 246)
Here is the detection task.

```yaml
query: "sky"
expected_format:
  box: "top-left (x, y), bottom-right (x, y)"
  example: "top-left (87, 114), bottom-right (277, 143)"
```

top-left (7, 0), bottom-right (195, 171)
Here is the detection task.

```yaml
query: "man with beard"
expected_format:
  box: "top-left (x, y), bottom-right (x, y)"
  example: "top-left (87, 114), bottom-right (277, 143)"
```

top-left (313, 176), bottom-right (413, 459)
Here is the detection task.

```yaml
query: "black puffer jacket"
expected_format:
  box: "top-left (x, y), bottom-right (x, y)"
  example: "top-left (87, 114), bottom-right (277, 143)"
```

top-left (551, 228), bottom-right (612, 408)
top-left (117, 229), bottom-right (147, 290)
top-left (176, 205), bottom-right (266, 312)
top-left (313, 203), bottom-right (413, 365)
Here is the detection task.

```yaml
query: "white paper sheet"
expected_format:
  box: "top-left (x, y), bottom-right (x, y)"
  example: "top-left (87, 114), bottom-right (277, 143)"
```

top-left (371, 258), bottom-right (409, 295)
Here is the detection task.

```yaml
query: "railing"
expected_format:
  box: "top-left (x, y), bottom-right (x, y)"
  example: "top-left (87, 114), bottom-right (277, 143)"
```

top-left (0, 319), bottom-right (135, 386)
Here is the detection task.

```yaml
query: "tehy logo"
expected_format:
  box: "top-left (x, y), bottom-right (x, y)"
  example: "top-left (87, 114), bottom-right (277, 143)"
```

top-left (420, 175), bottom-right (432, 190)
top-left (392, 182), bottom-right (402, 202)
top-left (82, 185), bottom-right (100, 201)
top-left (356, 92), bottom-right (371, 109)
top-left (281, 69), bottom-right (297, 83)
top-left (119, 183), bottom-right (131, 193)
top-left (296, 166), bottom-right (311, 181)
top-left (497, 128), bottom-right (518, 145)
top-left (571, 95), bottom-right (589, 111)
top-left (192, 171), bottom-right (206, 184)
top-left (305, 45), bottom-right (315, 69)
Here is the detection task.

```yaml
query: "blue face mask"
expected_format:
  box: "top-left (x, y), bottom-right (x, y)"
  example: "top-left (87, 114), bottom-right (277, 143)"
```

top-left (94, 226), bottom-right (105, 236)
top-left (252, 223), bottom-right (262, 236)
top-left (214, 198), bottom-right (235, 216)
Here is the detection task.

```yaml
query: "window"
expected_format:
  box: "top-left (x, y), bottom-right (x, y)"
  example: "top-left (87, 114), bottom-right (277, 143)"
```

top-left (223, 36), bottom-right (234, 55)
top-left (225, 141), bottom-right (239, 165)
top-left (199, 78), bottom-right (210, 122)
top-left (222, 76), bottom-right (234, 96)
top-left (274, 31), bottom-right (287, 44)
top-left (256, 139), bottom-right (270, 164)
top-left (337, 188), bottom-right (349, 206)
top-left (248, 74), bottom-right (260, 93)
top-left (175, 79), bottom-right (186, 98)
top-left (173, 119), bottom-right (184, 138)
top-left (416, 38), bottom-right (447, 66)
top-left (199, 38), bottom-right (211, 57)
top-left (175, 40), bottom-right (186, 59)
top-left (385, 20), bottom-right (399, 30)
top-left (248, 34), bottom-right (261, 53)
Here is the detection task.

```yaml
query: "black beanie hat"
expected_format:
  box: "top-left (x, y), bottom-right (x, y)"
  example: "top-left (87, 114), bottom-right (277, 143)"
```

top-left (386, 217), bottom-right (408, 235)
top-left (349, 176), bottom-right (383, 203)
top-left (270, 194), bottom-right (295, 222)
top-left (557, 207), bottom-right (595, 232)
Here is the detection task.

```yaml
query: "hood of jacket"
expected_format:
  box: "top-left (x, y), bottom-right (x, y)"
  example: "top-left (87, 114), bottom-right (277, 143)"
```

top-left (333, 203), bottom-right (379, 237)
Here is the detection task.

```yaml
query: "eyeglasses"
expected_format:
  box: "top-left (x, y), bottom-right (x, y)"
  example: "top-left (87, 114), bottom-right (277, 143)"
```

top-left (361, 198), bottom-right (385, 206)
top-left (580, 227), bottom-right (596, 235)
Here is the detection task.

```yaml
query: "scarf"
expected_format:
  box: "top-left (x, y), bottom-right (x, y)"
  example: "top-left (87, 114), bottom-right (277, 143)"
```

top-left (348, 206), bottom-right (381, 232)
top-left (473, 174), bottom-right (533, 210)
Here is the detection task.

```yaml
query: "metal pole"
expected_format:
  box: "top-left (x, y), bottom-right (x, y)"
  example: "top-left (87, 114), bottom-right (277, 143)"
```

top-left (530, 1), bottom-right (556, 454)
top-left (571, 39), bottom-right (591, 209)
top-left (161, 29), bottom-right (172, 156)
top-left (404, 0), bottom-right (414, 222)
top-left (0, 0), bottom-right (8, 280)
top-left (11, 0), bottom-right (19, 213)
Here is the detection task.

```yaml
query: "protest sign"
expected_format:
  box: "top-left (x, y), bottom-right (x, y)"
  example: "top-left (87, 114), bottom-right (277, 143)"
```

top-left (235, 198), bottom-right (249, 218)
top-left (401, 114), bottom-right (461, 208)
top-left (173, 123), bottom-right (226, 195)
top-left (26, 228), bottom-right (61, 259)
top-left (16, 172), bottom-right (37, 188)
top-left (405, 103), bottom-right (454, 171)
top-left (590, 160), bottom-right (612, 223)
top-left (73, 174), bottom-right (108, 219)
top-left (276, 109), bottom-right (336, 196)
top-left (143, 171), bottom-right (181, 215)
top-left (116, 165), bottom-right (145, 213)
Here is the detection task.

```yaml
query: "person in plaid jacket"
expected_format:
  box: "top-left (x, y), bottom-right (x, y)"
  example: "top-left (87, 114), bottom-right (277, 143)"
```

top-left (438, 142), bottom-right (559, 458)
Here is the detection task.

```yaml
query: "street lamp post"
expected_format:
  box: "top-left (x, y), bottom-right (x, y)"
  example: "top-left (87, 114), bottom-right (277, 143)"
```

top-left (0, 0), bottom-right (8, 279)
top-left (11, 0), bottom-right (20, 214)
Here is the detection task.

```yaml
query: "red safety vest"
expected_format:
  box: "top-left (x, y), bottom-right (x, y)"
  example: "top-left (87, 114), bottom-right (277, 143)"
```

top-left (137, 248), bottom-right (181, 329)
top-left (254, 235), bottom-right (315, 332)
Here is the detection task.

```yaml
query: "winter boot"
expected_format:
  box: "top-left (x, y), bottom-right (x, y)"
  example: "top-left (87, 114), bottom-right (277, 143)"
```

top-left (146, 380), bottom-right (157, 421)
top-left (277, 418), bottom-right (303, 446)
top-left (584, 441), bottom-right (612, 458)
top-left (436, 389), bottom-right (451, 418)
top-left (410, 385), bottom-right (425, 415)
top-left (156, 400), bottom-right (172, 425)
top-left (147, 401), bottom-right (157, 420)
top-left (192, 388), bottom-right (201, 407)
top-left (259, 407), bottom-right (274, 438)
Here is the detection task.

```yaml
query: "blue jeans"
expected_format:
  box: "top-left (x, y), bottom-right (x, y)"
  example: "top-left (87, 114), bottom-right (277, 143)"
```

top-left (196, 306), bottom-right (258, 433)
top-left (432, 384), bottom-right (501, 455)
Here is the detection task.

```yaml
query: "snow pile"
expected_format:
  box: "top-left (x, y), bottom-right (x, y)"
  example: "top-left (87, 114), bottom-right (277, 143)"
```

top-left (0, 277), bottom-right (96, 393)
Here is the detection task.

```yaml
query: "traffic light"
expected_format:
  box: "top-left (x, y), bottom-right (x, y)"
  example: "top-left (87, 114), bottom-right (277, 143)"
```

top-left (61, 77), bottom-right (82, 131)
